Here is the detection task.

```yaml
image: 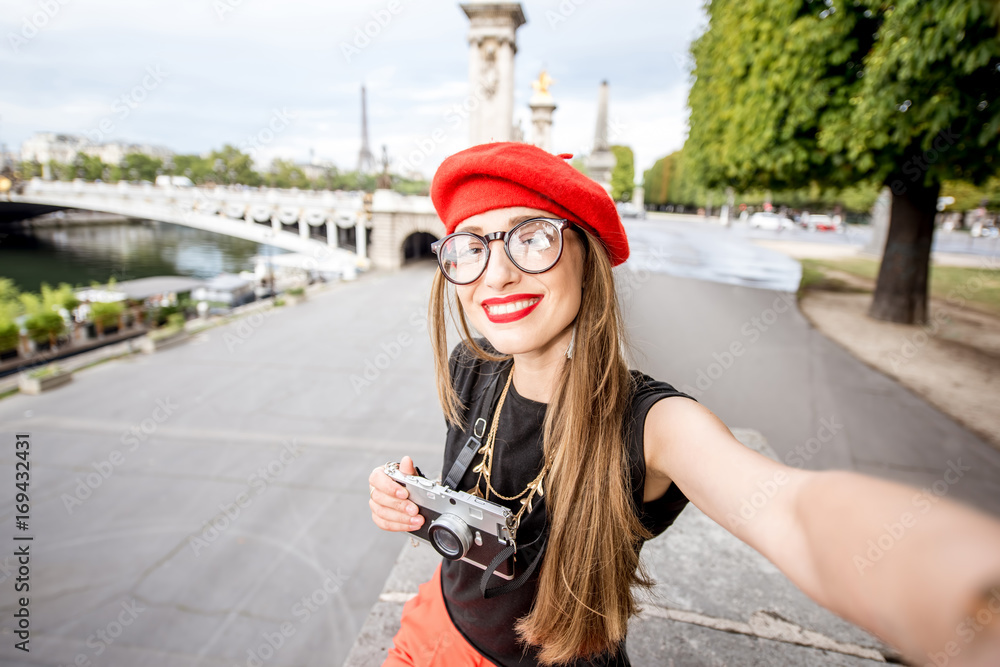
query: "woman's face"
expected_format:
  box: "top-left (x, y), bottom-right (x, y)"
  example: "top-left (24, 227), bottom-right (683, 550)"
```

top-left (453, 206), bottom-right (587, 357)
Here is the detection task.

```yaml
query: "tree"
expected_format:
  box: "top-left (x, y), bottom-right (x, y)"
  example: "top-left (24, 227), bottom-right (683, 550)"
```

top-left (643, 154), bottom-right (675, 207)
top-left (208, 145), bottom-right (260, 186)
top-left (266, 159), bottom-right (309, 189)
top-left (686, 0), bottom-right (1000, 324)
top-left (610, 145), bottom-right (635, 202)
top-left (119, 153), bottom-right (163, 182)
top-left (171, 154), bottom-right (214, 184)
top-left (73, 152), bottom-right (107, 181)
top-left (941, 176), bottom-right (1000, 211)
top-left (18, 160), bottom-right (42, 179)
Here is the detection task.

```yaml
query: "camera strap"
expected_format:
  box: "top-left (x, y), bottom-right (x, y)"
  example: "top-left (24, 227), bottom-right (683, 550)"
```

top-left (481, 532), bottom-right (547, 599)
top-left (442, 359), bottom-right (513, 490)
top-left (443, 357), bottom-right (545, 599)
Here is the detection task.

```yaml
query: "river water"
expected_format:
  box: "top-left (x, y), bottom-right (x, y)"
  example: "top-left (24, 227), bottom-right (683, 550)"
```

top-left (0, 218), bottom-right (285, 294)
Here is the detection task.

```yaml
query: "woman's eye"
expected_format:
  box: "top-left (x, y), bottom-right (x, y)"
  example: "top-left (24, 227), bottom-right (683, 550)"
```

top-left (459, 245), bottom-right (484, 258)
top-left (518, 231), bottom-right (551, 249)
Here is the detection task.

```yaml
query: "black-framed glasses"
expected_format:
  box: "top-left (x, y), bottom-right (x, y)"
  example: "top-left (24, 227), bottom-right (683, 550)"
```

top-left (431, 217), bottom-right (572, 285)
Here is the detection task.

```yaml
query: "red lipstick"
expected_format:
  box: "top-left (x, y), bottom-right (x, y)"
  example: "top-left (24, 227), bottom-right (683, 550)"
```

top-left (481, 294), bottom-right (544, 324)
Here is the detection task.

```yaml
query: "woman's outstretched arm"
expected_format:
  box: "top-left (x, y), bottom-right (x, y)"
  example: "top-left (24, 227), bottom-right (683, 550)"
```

top-left (644, 397), bottom-right (1000, 667)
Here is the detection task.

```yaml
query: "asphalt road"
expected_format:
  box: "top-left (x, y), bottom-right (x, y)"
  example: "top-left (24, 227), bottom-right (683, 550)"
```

top-left (1, 221), bottom-right (998, 667)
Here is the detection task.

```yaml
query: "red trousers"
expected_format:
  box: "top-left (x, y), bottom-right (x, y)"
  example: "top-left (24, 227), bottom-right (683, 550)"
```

top-left (383, 564), bottom-right (492, 666)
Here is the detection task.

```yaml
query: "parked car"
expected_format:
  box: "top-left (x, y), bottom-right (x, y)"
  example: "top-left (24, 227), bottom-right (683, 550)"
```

top-left (617, 202), bottom-right (646, 219)
top-left (748, 212), bottom-right (794, 231)
top-left (803, 213), bottom-right (842, 232)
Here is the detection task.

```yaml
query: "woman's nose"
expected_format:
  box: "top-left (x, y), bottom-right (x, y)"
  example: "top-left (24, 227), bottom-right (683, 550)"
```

top-left (482, 238), bottom-right (518, 289)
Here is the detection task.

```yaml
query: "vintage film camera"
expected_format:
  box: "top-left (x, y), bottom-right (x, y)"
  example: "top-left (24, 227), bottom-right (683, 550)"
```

top-left (383, 462), bottom-right (515, 579)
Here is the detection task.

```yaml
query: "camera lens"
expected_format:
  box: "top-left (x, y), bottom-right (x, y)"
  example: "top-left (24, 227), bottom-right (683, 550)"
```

top-left (428, 514), bottom-right (472, 560)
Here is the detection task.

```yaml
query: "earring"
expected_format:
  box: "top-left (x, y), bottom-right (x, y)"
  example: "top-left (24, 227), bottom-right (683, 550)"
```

top-left (566, 326), bottom-right (576, 359)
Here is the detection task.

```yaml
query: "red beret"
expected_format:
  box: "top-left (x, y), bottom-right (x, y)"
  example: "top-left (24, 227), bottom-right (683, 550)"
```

top-left (430, 142), bottom-right (629, 266)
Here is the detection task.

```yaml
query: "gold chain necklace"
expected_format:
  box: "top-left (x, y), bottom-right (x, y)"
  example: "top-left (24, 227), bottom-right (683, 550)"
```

top-left (470, 366), bottom-right (550, 537)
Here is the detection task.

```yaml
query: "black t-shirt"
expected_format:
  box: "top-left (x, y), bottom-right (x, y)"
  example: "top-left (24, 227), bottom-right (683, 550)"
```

top-left (439, 339), bottom-right (696, 666)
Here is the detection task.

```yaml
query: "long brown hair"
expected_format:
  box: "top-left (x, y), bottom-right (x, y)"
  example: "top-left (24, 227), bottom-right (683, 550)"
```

top-left (428, 227), bottom-right (652, 664)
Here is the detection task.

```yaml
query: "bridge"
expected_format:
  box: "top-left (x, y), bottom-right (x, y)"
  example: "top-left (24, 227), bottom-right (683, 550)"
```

top-left (5, 179), bottom-right (446, 272)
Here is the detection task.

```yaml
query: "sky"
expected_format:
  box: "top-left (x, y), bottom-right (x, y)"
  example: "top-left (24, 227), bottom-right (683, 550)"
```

top-left (1, 0), bottom-right (708, 180)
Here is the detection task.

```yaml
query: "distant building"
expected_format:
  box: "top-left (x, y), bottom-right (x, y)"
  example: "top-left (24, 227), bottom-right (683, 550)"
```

top-left (86, 142), bottom-right (172, 165)
top-left (20, 133), bottom-right (88, 164)
top-left (19, 132), bottom-right (172, 167)
top-left (300, 161), bottom-right (334, 182)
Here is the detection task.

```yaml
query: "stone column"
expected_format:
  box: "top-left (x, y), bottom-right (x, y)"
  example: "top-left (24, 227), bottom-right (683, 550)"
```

top-left (461, 2), bottom-right (526, 146)
top-left (585, 80), bottom-right (615, 192)
top-left (355, 217), bottom-right (367, 260)
top-left (529, 71), bottom-right (557, 153)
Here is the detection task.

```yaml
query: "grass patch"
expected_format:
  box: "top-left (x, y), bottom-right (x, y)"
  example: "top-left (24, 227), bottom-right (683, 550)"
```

top-left (799, 257), bottom-right (1000, 316)
top-left (798, 259), bottom-right (871, 297)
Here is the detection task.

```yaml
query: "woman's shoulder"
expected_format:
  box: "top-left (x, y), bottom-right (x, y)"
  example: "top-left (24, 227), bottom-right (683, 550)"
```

top-left (626, 368), bottom-right (698, 416)
top-left (448, 337), bottom-right (509, 401)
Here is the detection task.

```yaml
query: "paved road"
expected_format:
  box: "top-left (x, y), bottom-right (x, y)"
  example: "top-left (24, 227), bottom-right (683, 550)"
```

top-left (653, 212), bottom-right (1000, 258)
top-left (0, 269), bottom-right (447, 667)
top-left (1, 222), bottom-right (998, 666)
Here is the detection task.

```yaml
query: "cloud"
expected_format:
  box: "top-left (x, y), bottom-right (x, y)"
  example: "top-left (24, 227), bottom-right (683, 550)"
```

top-left (5, 0), bottom-right (706, 178)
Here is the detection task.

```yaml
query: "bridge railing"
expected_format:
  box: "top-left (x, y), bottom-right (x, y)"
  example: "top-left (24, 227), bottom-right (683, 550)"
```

top-left (22, 178), bottom-right (366, 228)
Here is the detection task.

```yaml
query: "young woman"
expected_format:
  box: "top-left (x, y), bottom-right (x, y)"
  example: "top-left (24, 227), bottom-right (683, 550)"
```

top-left (368, 142), bottom-right (1000, 667)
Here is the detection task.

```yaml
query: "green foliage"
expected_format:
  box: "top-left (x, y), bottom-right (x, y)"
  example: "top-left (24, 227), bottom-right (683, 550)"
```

top-left (643, 154), bottom-right (674, 206)
top-left (686, 0), bottom-right (1000, 192)
top-left (166, 312), bottom-right (186, 329)
top-left (643, 150), bottom-right (721, 208)
top-left (73, 152), bottom-right (107, 181)
top-left (48, 159), bottom-right (74, 181)
top-left (18, 292), bottom-right (42, 316)
top-left (37, 146), bottom-right (424, 194)
top-left (266, 159), bottom-right (309, 189)
top-left (170, 154), bottom-right (216, 183)
top-left (0, 321), bottom-right (18, 353)
top-left (392, 177), bottom-right (431, 196)
top-left (119, 152), bottom-right (163, 182)
top-left (286, 286), bottom-right (305, 297)
top-left (18, 160), bottom-right (42, 179)
top-left (645, 148), bottom-right (880, 213)
top-left (150, 304), bottom-right (179, 327)
top-left (28, 364), bottom-right (65, 379)
top-left (941, 175), bottom-right (1000, 210)
top-left (25, 312), bottom-right (64, 343)
top-left (610, 146), bottom-right (635, 202)
top-left (208, 144), bottom-right (261, 186)
top-left (0, 278), bottom-right (21, 306)
top-left (90, 301), bottom-right (124, 328)
top-left (40, 282), bottom-right (79, 312)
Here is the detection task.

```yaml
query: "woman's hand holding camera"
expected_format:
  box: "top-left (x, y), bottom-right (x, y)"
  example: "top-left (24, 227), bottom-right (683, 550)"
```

top-left (368, 455), bottom-right (425, 532)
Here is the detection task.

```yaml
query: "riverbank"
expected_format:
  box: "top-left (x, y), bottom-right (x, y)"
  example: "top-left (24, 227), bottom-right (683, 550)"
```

top-left (0, 208), bottom-right (134, 228)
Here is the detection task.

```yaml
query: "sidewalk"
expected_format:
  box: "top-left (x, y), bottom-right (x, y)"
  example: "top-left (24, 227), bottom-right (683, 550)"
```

top-left (760, 241), bottom-right (1000, 451)
top-left (343, 429), bottom-right (901, 667)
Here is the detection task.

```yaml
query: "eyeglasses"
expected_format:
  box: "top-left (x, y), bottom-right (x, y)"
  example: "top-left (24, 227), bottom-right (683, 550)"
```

top-left (431, 217), bottom-right (572, 285)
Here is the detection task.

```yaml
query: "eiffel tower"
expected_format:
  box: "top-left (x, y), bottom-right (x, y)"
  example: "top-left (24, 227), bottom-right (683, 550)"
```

top-left (357, 85), bottom-right (376, 174)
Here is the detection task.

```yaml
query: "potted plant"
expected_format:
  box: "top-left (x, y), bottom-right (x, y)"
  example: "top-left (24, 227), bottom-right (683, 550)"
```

top-left (90, 301), bottom-right (124, 337)
top-left (0, 320), bottom-right (18, 361)
top-left (19, 363), bottom-right (73, 395)
top-left (25, 311), bottom-right (66, 351)
top-left (139, 312), bottom-right (190, 353)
